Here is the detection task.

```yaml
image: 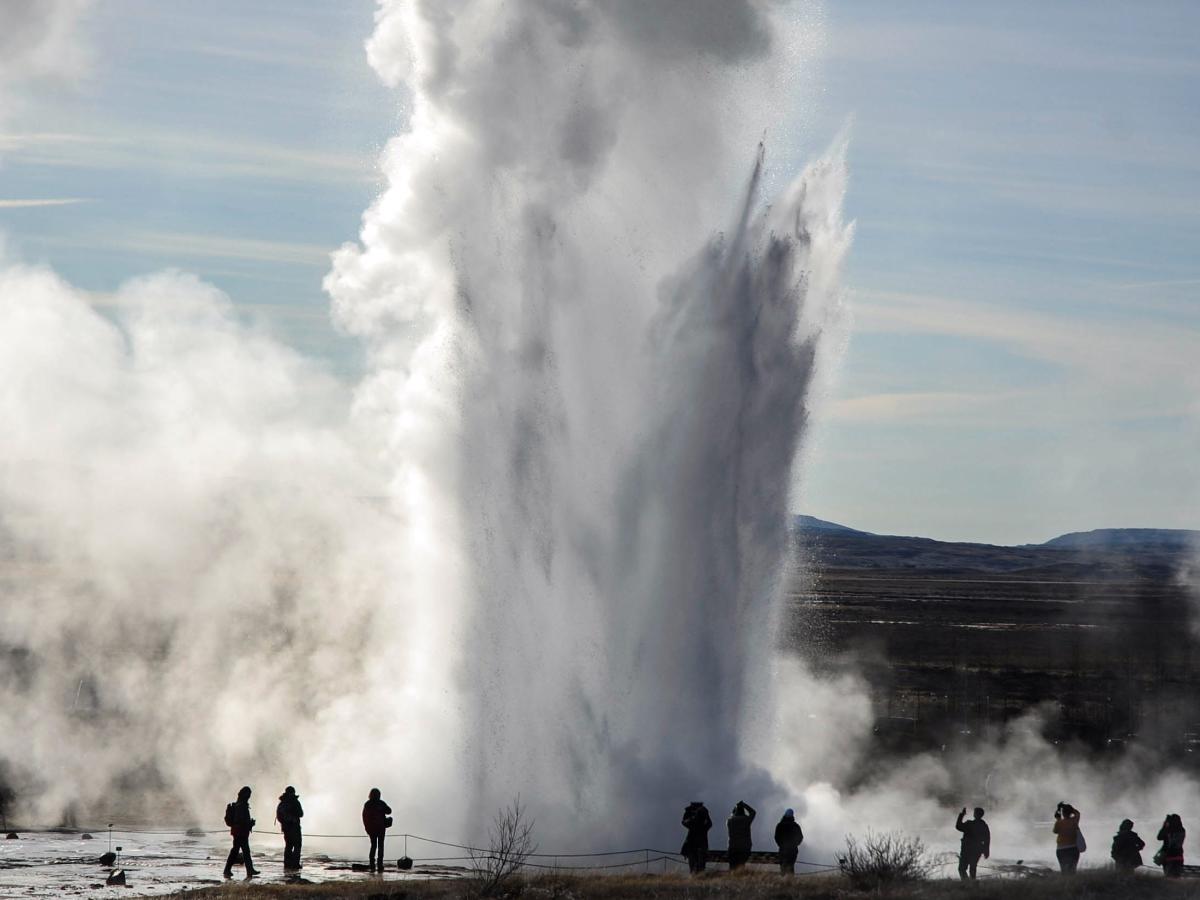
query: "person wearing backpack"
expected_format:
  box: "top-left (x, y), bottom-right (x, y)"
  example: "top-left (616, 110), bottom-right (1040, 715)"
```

top-left (362, 788), bottom-right (392, 873)
top-left (276, 785), bottom-right (304, 871)
top-left (223, 786), bottom-right (258, 879)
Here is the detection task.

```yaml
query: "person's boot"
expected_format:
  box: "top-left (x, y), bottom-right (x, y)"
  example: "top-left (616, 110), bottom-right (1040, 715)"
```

top-left (222, 869), bottom-right (233, 879)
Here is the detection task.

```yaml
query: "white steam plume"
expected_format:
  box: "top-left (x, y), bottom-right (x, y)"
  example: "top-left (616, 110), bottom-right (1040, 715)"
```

top-left (327, 0), bottom-right (847, 845)
top-left (1, 0), bottom-right (854, 851)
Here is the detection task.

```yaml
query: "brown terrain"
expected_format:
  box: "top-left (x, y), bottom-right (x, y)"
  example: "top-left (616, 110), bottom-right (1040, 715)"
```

top-left (785, 519), bottom-right (1200, 758)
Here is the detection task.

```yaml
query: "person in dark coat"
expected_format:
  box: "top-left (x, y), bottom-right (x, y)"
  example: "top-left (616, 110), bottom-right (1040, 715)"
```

top-left (726, 801), bottom-right (756, 871)
top-left (276, 786), bottom-right (304, 871)
top-left (362, 788), bottom-right (392, 873)
top-left (681, 801), bottom-right (712, 874)
top-left (1111, 819), bottom-right (1144, 871)
top-left (1157, 814), bottom-right (1185, 878)
top-left (773, 808), bottom-right (804, 874)
top-left (955, 807), bottom-right (990, 880)
top-left (223, 786), bottom-right (258, 879)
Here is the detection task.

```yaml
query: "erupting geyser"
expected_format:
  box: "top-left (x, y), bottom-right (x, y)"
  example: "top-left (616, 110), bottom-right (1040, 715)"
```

top-left (0, 0), bottom-right (850, 848)
top-left (327, 0), bottom-right (850, 844)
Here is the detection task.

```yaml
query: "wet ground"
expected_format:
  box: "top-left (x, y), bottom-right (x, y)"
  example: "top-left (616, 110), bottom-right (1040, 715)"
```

top-left (0, 830), bottom-right (466, 897)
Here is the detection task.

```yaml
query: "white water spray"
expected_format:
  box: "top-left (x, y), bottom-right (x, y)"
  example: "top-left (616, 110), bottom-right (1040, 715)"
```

top-left (328, 0), bottom-right (850, 844)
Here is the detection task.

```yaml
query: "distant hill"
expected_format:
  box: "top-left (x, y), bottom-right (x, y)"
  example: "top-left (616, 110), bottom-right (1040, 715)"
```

top-left (792, 515), bottom-right (871, 536)
top-left (792, 517), bottom-right (1197, 578)
top-left (1040, 528), bottom-right (1200, 551)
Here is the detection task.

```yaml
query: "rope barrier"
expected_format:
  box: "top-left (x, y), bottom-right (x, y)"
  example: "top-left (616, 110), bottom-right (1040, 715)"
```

top-left (17, 826), bottom-right (844, 873)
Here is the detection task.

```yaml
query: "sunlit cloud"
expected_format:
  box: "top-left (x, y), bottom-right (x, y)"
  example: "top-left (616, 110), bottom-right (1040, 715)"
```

top-left (0, 197), bottom-right (89, 208)
top-left (113, 230), bottom-right (335, 267)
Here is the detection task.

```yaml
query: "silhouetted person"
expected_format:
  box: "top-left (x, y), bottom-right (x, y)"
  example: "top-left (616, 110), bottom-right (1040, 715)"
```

top-left (773, 808), bottom-right (804, 875)
top-left (276, 785), bottom-right (304, 871)
top-left (955, 806), bottom-right (990, 880)
top-left (726, 801), bottom-right (756, 871)
top-left (681, 801), bottom-right (712, 874)
top-left (1111, 819), bottom-right (1144, 871)
top-left (223, 786), bottom-right (258, 879)
top-left (362, 788), bottom-right (392, 873)
top-left (1053, 802), bottom-right (1081, 874)
top-left (1157, 814), bottom-right (1185, 878)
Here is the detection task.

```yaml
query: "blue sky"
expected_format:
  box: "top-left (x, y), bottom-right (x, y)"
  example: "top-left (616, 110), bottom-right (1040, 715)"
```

top-left (2, 1), bottom-right (1197, 544)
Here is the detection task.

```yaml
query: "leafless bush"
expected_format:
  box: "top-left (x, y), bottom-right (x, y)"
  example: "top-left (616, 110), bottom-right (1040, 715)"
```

top-left (838, 829), bottom-right (931, 888)
top-left (470, 796), bottom-right (538, 897)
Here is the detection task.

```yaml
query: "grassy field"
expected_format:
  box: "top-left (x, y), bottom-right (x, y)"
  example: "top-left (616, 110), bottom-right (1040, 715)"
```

top-left (172, 870), bottom-right (1200, 899)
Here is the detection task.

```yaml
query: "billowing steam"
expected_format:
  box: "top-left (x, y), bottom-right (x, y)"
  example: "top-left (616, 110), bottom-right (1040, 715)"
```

top-left (0, 265), bottom-right (400, 821)
top-left (2, 0), bottom-right (848, 846)
top-left (0, 0), bottom-right (91, 129)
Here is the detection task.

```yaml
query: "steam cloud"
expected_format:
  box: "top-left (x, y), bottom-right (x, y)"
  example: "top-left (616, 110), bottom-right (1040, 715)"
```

top-left (0, 0), bottom-right (91, 129)
top-left (1, 0), bottom-right (850, 847)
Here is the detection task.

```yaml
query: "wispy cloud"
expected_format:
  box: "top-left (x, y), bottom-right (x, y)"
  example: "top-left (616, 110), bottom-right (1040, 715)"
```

top-left (829, 390), bottom-right (1001, 423)
top-left (0, 129), bottom-right (379, 186)
top-left (0, 197), bottom-right (89, 208)
top-left (855, 287), bottom-right (1199, 381)
top-left (835, 287), bottom-right (1200, 429)
top-left (113, 230), bottom-right (335, 267)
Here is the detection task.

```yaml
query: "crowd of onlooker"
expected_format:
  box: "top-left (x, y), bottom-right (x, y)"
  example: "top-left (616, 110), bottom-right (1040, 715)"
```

top-left (681, 797), bottom-right (1189, 880)
top-left (214, 784), bottom-right (1191, 880)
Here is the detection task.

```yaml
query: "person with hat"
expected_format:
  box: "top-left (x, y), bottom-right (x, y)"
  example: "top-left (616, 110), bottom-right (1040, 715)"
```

top-left (276, 785), bottom-right (304, 871)
top-left (773, 808), bottom-right (804, 874)
top-left (223, 785), bottom-right (258, 879)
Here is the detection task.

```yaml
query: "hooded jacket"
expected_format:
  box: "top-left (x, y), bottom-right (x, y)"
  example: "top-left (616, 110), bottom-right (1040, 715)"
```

top-left (774, 815), bottom-right (803, 852)
top-left (277, 792), bottom-right (304, 828)
top-left (1111, 823), bottom-right (1144, 868)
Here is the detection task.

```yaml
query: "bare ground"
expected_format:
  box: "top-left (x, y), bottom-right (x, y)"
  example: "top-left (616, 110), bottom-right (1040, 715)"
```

top-left (172, 870), bottom-right (1200, 899)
